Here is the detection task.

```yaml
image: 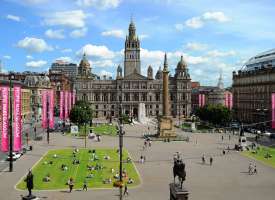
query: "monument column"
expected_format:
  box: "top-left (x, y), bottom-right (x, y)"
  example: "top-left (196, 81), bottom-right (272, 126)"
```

top-left (163, 53), bottom-right (170, 117)
top-left (158, 53), bottom-right (176, 138)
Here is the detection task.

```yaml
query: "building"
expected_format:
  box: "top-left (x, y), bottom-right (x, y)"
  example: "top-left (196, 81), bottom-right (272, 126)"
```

top-left (191, 72), bottom-right (232, 112)
top-left (232, 48), bottom-right (275, 125)
top-left (24, 74), bottom-right (52, 121)
top-left (50, 60), bottom-right (78, 80)
top-left (75, 20), bottom-right (192, 119)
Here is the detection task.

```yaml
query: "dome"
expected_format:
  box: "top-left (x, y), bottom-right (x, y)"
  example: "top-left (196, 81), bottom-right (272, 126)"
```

top-left (177, 55), bottom-right (187, 70)
top-left (80, 53), bottom-right (90, 67)
top-left (117, 64), bottom-right (122, 72)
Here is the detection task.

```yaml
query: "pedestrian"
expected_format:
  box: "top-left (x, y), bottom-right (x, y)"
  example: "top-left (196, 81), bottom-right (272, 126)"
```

top-left (210, 156), bottom-right (213, 166)
top-left (144, 140), bottom-right (147, 147)
top-left (222, 150), bottom-right (225, 155)
top-left (248, 163), bottom-right (253, 175)
top-left (123, 184), bottom-right (129, 196)
top-left (143, 155), bottom-right (146, 163)
top-left (202, 154), bottom-right (205, 164)
top-left (68, 177), bottom-right (74, 192)
top-left (229, 134), bottom-right (231, 141)
top-left (149, 140), bottom-right (152, 147)
top-left (254, 164), bottom-right (257, 174)
top-left (83, 179), bottom-right (87, 191)
top-left (222, 135), bottom-right (224, 141)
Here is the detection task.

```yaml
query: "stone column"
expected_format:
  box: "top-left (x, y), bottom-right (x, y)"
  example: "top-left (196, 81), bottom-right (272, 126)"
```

top-left (163, 53), bottom-right (170, 117)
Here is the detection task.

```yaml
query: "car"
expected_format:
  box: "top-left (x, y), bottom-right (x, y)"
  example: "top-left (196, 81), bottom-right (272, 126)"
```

top-left (263, 131), bottom-right (272, 136)
top-left (6, 152), bottom-right (22, 161)
top-left (270, 133), bottom-right (275, 139)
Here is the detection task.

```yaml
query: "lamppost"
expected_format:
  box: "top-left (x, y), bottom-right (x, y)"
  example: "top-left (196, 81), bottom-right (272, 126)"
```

top-left (256, 107), bottom-right (268, 133)
top-left (9, 73), bottom-right (14, 172)
top-left (46, 96), bottom-right (50, 144)
top-left (118, 81), bottom-right (124, 200)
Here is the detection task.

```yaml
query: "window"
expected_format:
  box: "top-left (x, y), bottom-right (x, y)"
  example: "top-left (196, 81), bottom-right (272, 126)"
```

top-left (95, 105), bottom-right (98, 109)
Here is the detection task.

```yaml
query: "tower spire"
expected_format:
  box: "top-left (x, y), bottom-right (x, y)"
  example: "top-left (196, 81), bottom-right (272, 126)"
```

top-left (217, 69), bottom-right (224, 89)
top-left (163, 53), bottom-right (168, 72)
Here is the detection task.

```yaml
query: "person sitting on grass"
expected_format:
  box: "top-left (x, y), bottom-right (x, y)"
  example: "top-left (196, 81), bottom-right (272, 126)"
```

top-left (53, 154), bottom-right (58, 158)
top-left (111, 168), bottom-right (115, 173)
top-left (126, 157), bottom-right (132, 163)
top-left (104, 155), bottom-right (110, 160)
top-left (49, 161), bottom-right (53, 165)
top-left (86, 173), bottom-right (94, 179)
top-left (114, 173), bottom-right (119, 179)
top-left (43, 161), bottom-right (48, 165)
top-left (73, 159), bottom-right (80, 165)
top-left (103, 178), bottom-right (112, 184)
top-left (43, 174), bottom-right (51, 182)
top-left (122, 168), bottom-right (127, 177)
top-left (127, 178), bottom-right (134, 184)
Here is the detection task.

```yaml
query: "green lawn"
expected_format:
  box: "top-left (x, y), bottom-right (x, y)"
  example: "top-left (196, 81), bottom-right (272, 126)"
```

top-left (242, 146), bottom-right (275, 168)
top-left (77, 124), bottom-right (118, 137)
top-left (16, 148), bottom-right (140, 190)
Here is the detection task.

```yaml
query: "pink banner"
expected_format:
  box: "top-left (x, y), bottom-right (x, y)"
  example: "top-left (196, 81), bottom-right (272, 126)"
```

top-left (202, 94), bottom-right (205, 107)
top-left (1, 87), bottom-right (9, 152)
top-left (199, 94), bottom-right (201, 107)
top-left (72, 91), bottom-right (76, 106)
top-left (68, 92), bottom-right (71, 113)
top-left (229, 93), bottom-right (233, 109)
top-left (60, 91), bottom-right (64, 120)
top-left (64, 91), bottom-right (68, 119)
top-left (272, 93), bottom-right (275, 129)
top-left (49, 90), bottom-right (54, 129)
top-left (13, 86), bottom-right (22, 151)
top-left (42, 90), bottom-right (48, 129)
top-left (199, 94), bottom-right (205, 107)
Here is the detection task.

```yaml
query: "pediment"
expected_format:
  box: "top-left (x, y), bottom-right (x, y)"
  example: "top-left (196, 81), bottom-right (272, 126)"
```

top-left (124, 72), bottom-right (148, 80)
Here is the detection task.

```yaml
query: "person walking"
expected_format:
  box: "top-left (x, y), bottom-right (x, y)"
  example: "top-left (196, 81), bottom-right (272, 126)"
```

top-left (229, 134), bottom-right (231, 141)
top-left (123, 184), bottom-right (129, 196)
top-left (210, 156), bottom-right (213, 166)
top-left (222, 135), bottom-right (224, 141)
top-left (202, 154), bottom-right (205, 164)
top-left (83, 179), bottom-right (87, 191)
top-left (248, 163), bottom-right (253, 175)
top-left (68, 177), bottom-right (74, 192)
top-left (254, 164), bottom-right (257, 174)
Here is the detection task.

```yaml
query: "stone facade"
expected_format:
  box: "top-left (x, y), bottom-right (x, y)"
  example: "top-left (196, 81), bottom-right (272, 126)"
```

top-left (232, 48), bottom-right (275, 125)
top-left (75, 20), bottom-right (192, 119)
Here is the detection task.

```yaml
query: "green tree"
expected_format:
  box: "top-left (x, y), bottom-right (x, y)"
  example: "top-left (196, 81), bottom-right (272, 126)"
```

top-left (69, 100), bottom-right (93, 125)
top-left (195, 104), bottom-right (232, 126)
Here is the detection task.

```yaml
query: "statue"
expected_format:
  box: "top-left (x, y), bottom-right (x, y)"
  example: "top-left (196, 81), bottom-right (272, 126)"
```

top-left (25, 170), bottom-right (34, 198)
top-left (173, 159), bottom-right (186, 189)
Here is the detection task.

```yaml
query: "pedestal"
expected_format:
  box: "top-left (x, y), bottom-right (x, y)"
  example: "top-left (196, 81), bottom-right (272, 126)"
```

top-left (170, 183), bottom-right (189, 200)
top-left (22, 195), bottom-right (37, 200)
top-left (159, 116), bottom-right (176, 138)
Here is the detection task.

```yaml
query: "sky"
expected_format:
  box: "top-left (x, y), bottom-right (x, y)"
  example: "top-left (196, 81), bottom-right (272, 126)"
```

top-left (1, 0), bottom-right (275, 87)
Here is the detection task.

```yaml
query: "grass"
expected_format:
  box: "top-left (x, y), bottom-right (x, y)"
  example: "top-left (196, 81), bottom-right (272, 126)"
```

top-left (16, 148), bottom-right (140, 190)
top-left (77, 124), bottom-right (118, 137)
top-left (242, 146), bottom-right (275, 168)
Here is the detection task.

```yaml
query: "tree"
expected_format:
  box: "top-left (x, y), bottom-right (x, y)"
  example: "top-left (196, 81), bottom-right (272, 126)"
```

top-left (195, 104), bottom-right (232, 126)
top-left (69, 100), bottom-right (93, 125)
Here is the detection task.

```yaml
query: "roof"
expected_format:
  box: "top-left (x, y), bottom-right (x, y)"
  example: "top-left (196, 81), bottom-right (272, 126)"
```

top-left (244, 48), bottom-right (275, 70)
top-left (124, 72), bottom-right (148, 80)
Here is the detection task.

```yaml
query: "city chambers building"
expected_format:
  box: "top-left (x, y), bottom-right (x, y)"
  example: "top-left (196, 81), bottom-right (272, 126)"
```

top-left (75, 20), bottom-right (192, 119)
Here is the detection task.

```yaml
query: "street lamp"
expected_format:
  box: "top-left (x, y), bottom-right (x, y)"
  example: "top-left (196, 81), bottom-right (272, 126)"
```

top-left (9, 72), bottom-right (14, 172)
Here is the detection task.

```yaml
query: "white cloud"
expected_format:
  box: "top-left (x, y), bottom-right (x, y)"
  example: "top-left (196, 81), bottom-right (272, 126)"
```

top-left (175, 23), bottom-right (184, 31)
top-left (26, 55), bottom-right (33, 59)
top-left (45, 29), bottom-right (65, 39)
top-left (43, 10), bottom-right (86, 28)
top-left (91, 59), bottom-right (114, 68)
top-left (17, 37), bottom-right (53, 53)
top-left (6, 14), bottom-right (21, 22)
top-left (101, 29), bottom-right (124, 38)
top-left (76, 0), bottom-right (121, 10)
top-left (3, 55), bottom-right (11, 59)
top-left (185, 11), bottom-right (230, 29)
top-left (139, 34), bottom-right (149, 40)
top-left (21, 0), bottom-right (48, 4)
top-left (185, 17), bottom-right (204, 29)
top-left (26, 60), bottom-right (47, 68)
top-left (55, 56), bottom-right (72, 62)
top-left (207, 50), bottom-right (236, 57)
top-left (185, 42), bottom-right (207, 51)
top-left (70, 28), bottom-right (88, 38)
top-left (202, 11), bottom-right (230, 23)
top-left (99, 70), bottom-right (113, 77)
top-left (77, 44), bottom-right (115, 59)
top-left (61, 48), bottom-right (73, 53)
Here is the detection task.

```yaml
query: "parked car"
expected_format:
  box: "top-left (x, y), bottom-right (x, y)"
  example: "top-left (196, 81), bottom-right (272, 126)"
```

top-left (270, 133), bottom-right (275, 139)
top-left (263, 131), bottom-right (272, 136)
top-left (6, 152), bottom-right (23, 161)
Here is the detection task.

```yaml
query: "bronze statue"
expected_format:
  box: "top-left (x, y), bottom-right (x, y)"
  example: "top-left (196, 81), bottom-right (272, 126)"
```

top-left (173, 159), bottom-right (186, 189)
top-left (25, 170), bottom-right (34, 197)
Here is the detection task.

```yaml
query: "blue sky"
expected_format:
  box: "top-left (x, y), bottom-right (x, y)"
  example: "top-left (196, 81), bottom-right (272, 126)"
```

top-left (1, 0), bottom-right (275, 86)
